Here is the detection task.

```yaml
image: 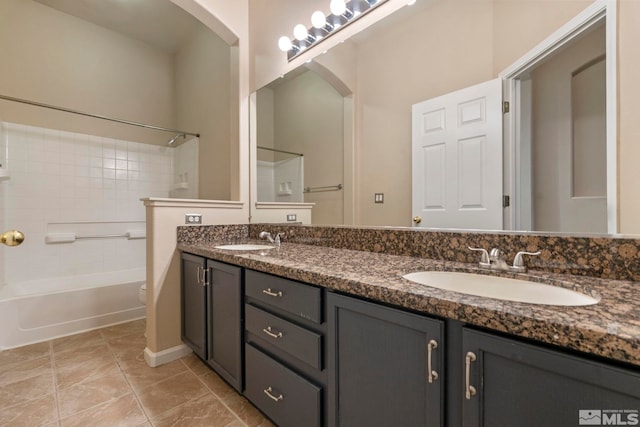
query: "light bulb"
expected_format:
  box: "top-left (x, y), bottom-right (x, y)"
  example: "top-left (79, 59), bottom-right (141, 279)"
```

top-left (278, 36), bottom-right (292, 52)
top-left (330, 0), bottom-right (346, 16)
top-left (294, 24), bottom-right (308, 41)
top-left (311, 11), bottom-right (326, 29)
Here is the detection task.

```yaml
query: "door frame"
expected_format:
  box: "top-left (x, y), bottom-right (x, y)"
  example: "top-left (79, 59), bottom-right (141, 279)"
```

top-left (499, 0), bottom-right (617, 233)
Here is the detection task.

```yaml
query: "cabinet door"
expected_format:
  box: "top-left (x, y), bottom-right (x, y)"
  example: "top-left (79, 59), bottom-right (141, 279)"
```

top-left (462, 328), bottom-right (640, 427)
top-left (180, 253), bottom-right (207, 360)
top-left (328, 292), bottom-right (444, 427)
top-left (207, 260), bottom-right (243, 392)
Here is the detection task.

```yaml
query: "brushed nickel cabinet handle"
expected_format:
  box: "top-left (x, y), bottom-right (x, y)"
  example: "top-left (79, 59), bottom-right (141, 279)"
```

top-left (427, 339), bottom-right (439, 383)
top-left (262, 288), bottom-right (283, 297)
top-left (465, 351), bottom-right (477, 399)
top-left (262, 326), bottom-right (283, 339)
top-left (263, 387), bottom-right (283, 402)
top-left (196, 266), bottom-right (207, 286)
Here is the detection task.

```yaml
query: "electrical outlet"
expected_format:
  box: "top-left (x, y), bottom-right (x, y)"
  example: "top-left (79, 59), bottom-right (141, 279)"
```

top-left (287, 214), bottom-right (297, 222)
top-left (185, 214), bottom-right (202, 224)
top-left (374, 193), bottom-right (384, 204)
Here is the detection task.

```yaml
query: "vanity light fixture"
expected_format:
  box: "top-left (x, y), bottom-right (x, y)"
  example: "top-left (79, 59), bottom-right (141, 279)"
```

top-left (278, 0), bottom-right (389, 61)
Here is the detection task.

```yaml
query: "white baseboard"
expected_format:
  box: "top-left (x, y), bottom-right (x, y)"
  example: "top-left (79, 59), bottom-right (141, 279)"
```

top-left (144, 344), bottom-right (192, 367)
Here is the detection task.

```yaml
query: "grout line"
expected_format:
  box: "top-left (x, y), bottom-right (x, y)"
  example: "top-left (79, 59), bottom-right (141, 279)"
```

top-left (113, 353), bottom-right (154, 426)
top-left (49, 340), bottom-right (62, 427)
top-left (181, 358), bottom-right (250, 427)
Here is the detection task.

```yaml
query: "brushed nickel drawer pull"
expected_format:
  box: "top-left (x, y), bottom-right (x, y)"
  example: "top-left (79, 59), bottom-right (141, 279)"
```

top-left (262, 326), bottom-right (283, 339)
top-left (427, 339), bottom-right (439, 383)
top-left (264, 386), bottom-right (283, 402)
top-left (262, 288), bottom-right (283, 297)
top-left (465, 351), bottom-right (477, 399)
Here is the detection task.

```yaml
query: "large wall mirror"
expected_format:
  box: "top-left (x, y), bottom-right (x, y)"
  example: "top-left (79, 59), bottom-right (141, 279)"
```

top-left (253, 0), bottom-right (620, 235)
top-left (0, 0), bottom-right (239, 201)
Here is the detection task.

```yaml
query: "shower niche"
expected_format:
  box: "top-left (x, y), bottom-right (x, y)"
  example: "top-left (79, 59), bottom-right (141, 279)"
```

top-left (257, 146), bottom-right (304, 203)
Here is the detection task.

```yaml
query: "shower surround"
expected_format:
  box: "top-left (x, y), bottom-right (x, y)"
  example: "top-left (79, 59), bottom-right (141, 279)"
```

top-left (0, 121), bottom-right (193, 348)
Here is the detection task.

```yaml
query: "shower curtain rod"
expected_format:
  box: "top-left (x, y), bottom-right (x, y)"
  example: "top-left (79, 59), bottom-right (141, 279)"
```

top-left (0, 94), bottom-right (200, 138)
top-left (257, 146), bottom-right (303, 157)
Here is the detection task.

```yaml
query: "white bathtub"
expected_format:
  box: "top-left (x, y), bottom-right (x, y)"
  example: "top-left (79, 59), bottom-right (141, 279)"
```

top-left (0, 268), bottom-right (146, 350)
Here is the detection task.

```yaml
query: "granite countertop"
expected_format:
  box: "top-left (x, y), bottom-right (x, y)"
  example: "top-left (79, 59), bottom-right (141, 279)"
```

top-left (178, 241), bottom-right (640, 368)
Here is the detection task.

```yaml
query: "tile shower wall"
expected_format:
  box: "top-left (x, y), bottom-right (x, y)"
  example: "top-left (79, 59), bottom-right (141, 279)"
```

top-left (2, 122), bottom-right (173, 285)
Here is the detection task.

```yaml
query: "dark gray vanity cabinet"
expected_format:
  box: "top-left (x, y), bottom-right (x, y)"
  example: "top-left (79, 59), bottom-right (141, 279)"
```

top-left (327, 292), bottom-right (445, 427)
top-left (205, 259), bottom-right (243, 392)
top-left (244, 269), bottom-right (327, 427)
top-left (180, 253), bottom-right (207, 360)
top-left (180, 253), bottom-right (243, 392)
top-left (461, 327), bottom-right (640, 427)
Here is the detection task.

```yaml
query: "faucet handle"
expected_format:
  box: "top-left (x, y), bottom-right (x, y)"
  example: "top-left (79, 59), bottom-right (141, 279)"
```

top-left (489, 248), bottom-right (503, 260)
top-left (511, 251), bottom-right (541, 272)
top-left (468, 247), bottom-right (490, 268)
top-left (274, 232), bottom-right (284, 244)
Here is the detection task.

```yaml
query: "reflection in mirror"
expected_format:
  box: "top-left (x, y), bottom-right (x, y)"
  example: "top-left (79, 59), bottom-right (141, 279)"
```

top-left (256, 67), bottom-right (347, 225)
top-left (254, 0), bottom-right (616, 234)
top-left (1, 0), bottom-right (238, 201)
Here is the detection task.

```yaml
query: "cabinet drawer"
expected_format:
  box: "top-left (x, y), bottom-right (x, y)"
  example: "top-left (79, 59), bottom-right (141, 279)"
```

top-left (245, 270), bottom-right (322, 323)
top-left (245, 344), bottom-right (321, 427)
top-left (246, 304), bottom-right (322, 370)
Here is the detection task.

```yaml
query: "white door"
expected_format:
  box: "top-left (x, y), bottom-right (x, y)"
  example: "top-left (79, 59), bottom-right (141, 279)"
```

top-left (411, 79), bottom-right (502, 230)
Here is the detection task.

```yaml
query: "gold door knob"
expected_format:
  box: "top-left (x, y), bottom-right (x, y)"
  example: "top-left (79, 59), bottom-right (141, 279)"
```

top-left (1, 230), bottom-right (25, 246)
top-left (413, 216), bottom-right (422, 224)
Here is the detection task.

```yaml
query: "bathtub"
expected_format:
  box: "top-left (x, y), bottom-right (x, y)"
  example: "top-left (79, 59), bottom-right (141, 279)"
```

top-left (0, 268), bottom-right (146, 350)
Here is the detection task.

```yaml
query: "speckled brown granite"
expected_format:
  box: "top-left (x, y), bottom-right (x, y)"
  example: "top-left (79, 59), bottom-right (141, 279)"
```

top-left (177, 224), bottom-right (640, 367)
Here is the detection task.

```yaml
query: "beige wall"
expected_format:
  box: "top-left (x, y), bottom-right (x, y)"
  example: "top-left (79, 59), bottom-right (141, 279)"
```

top-left (0, 0), bottom-right (174, 146)
top-left (354, 0), bottom-right (494, 226)
top-left (492, 0), bottom-right (593, 74)
top-left (175, 25), bottom-right (233, 200)
top-left (618, 0), bottom-right (640, 234)
top-left (272, 70), bottom-right (345, 224)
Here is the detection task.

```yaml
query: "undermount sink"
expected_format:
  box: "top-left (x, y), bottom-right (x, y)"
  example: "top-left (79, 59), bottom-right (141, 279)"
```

top-left (214, 244), bottom-right (275, 251)
top-left (402, 271), bottom-right (599, 306)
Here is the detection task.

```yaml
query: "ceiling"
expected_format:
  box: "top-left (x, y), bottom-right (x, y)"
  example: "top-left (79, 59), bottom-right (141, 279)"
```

top-left (32, 0), bottom-right (199, 53)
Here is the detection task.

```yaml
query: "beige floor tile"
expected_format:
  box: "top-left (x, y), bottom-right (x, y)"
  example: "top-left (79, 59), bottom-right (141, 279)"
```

top-left (118, 354), bottom-right (187, 393)
top-left (59, 393), bottom-right (148, 427)
top-left (99, 319), bottom-right (146, 341)
top-left (105, 332), bottom-right (147, 358)
top-left (0, 341), bottom-right (50, 365)
top-left (55, 354), bottom-right (121, 390)
top-left (0, 393), bottom-right (57, 427)
top-left (198, 371), bottom-right (238, 402)
top-left (135, 371), bottom-right (209, 419)
top-left (222, 394), bottom-right (273, 427)
top-left (52, 330), bottom-right (106, 355)
top-left (57, 370), bottom-right (131, 418)
top-left (0, 356), bottom-right (51, 387)
top-left (150, 393), bottom-right (241, 427)
top-left (0, 372), bottom-right (53, 410)
top-left (180, 353), bottom-right (211, 377)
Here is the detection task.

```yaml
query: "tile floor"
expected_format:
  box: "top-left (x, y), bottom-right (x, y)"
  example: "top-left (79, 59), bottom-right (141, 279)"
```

top-left (0, 319), bottom-right (274, 427)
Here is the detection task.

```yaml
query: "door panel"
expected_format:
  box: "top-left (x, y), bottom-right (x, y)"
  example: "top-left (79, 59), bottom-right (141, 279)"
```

top-left (412, 78), bottom-right (502, 230)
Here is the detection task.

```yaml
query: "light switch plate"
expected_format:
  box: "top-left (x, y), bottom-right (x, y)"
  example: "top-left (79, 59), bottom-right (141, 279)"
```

top-left (185, 214), bottom-right (202, 224)
top-left (374, 193), bottom-right (384, 203)
top-left (287, 214), bottom-right (297, 222)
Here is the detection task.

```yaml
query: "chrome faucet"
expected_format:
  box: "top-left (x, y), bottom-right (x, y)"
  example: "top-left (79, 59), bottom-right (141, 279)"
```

top-left (469, 247), bottom-right (541, 273)
top-left (259, 231), bottom-right (283, 245)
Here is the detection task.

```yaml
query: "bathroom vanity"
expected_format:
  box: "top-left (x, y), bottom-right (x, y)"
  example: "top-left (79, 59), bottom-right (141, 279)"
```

top-left (178, 224), bottom-right (640, 427)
